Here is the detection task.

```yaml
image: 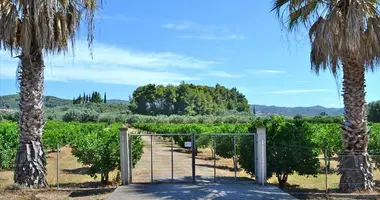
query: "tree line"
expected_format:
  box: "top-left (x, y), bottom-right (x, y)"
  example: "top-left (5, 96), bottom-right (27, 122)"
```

top-left (73, 91), bottom-right (107, 104)
top-left (129, 83), bottom-right (250, 115)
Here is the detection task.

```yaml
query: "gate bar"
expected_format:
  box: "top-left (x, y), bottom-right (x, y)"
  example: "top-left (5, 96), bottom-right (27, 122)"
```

top-left (234, 135), bottom-right (237, 181)
top-left (151, 135), bottom-right (153, 183)
top-left (214, 136), bottom-right (216, 183)
top-left (171, 137), bottom-right (174, 183)
top-left (131, 133), bottom-right (255, 137)
top-left (192, 133), bottom-right (196, 184)
top-left (130, 137), bottom-right (133, 183)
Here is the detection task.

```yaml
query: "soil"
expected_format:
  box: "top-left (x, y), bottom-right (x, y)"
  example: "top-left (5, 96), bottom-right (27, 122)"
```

top-left (131, 135), bottom-right (254, 183)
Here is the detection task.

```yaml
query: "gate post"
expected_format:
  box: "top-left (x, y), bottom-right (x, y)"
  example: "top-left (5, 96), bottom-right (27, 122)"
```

top-left (120, 128), bottom-right (129, 185)
top-left (255, 127), bottom-right (266, 185)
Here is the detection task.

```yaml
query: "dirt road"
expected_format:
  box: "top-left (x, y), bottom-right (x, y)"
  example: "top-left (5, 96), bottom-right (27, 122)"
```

top-left (131, 135), bottom-right (253, 183)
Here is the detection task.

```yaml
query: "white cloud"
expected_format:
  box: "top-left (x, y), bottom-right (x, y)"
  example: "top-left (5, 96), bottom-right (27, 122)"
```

top-left (0, 41), bottom-right (215, 86)
top-left (201, 71), bottom-right (242, 78)
top-left (62, 42), bottom-right (217, 70)
top-left (161, 21), bottom-right (204, 31)
top-left (247, 70), bottom-right (287, 74)
top-left (178, 34), bottom-right (244, 41)
top-left (162, 22), bottom-right (195, 30)
top-left (265, 89), bottom-right (333, 94)
top-left (162, 21), bottom-right (244, 41)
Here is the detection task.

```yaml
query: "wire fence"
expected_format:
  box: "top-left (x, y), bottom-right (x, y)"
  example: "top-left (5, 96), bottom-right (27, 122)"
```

top-left (0, 143), bottom-right (121, 189)
top-left (2, 141), bottom-right (380, 192)
top-left (266, 144), bottom-right (380, 193)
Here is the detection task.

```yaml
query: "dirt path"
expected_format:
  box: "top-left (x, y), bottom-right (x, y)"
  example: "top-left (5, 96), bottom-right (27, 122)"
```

top-left (131, 135), bottom-right (253, 183)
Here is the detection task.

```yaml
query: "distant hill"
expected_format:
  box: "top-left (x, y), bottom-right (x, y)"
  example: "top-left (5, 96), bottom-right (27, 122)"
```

top-left (0, 94), bottom-right (72, 109)
top-left (251, 105), bottom-right (343, 117)
top-left (0, 94), bottom-right (129, 109)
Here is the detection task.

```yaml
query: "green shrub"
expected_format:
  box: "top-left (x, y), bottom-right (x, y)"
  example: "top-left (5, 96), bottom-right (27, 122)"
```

top-left (0, 121), bottom-right (18, 169)
top-left (62, 109), bottom-right (99, 122)
top-left (71, 125), bottom-right (144, 184)
top-left (71, 127), bottom-right (120, 184)
top-left (240, 116), bottom-right (320, 189)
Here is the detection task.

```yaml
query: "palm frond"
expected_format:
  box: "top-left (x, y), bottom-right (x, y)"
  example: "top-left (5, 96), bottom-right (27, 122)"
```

top-left (273, 0), bottom-right (380, 74)
top-left (0, 0), bottom-right (102, 56)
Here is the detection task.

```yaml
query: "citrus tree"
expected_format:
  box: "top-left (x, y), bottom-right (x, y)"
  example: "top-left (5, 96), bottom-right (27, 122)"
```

top-left (272, 0), bottom-right (380, 192)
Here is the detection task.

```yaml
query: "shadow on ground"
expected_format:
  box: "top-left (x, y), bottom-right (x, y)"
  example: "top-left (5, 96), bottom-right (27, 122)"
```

top-left (195, 163), bottom-right (242, 172)
top-left (50, 181), bottom-right (112, 188)
top-left (108, 176), bottom-right (295, 200)
top-left (61, 167), bottom-right (90, 175)
top-left (69, 188), bottom-right (115, 198)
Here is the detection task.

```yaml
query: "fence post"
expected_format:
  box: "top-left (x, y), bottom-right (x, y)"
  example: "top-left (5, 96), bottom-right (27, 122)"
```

top-left (324, 148), bottom-right (328, 193)
top-left (120, 128), bottom-right (129, 185)
top-left (255, 127), bottom-right (266, 185)
top-left (57, 143), bottom-right (59, 190)
top-left (192, 133), bottom-right (196, 184)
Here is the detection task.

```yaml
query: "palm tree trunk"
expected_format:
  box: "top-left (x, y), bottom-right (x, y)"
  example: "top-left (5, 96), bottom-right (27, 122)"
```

top-left (339, 58), bottom-right (374, 192)
top-left (13, 40), bottom-right (48, 188)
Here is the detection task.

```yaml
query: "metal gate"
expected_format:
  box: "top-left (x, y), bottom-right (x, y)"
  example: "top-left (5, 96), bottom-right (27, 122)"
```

top-left (120, 129), bottom-right (266, 185)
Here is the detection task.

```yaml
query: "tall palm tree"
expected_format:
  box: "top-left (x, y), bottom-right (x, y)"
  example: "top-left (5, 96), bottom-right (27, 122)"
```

top-left (0, 0), bottom-right (100, 188)
top-left (272, 0), bottom-right (380, 192)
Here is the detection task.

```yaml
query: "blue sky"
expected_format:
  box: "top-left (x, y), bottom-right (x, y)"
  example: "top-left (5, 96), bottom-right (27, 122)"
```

top-left (0, 0), bottom-right (379, 107)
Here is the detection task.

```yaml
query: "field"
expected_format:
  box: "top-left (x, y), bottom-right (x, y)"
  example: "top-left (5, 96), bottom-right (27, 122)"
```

top-left (0, 146), bottom-right (116, 199)
top-left (2, 118), bottom-right (380, 199)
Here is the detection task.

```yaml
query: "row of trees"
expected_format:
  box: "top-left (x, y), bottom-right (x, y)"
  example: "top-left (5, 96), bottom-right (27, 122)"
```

top-left (73, 92), bottom-right (107, 104)
top-left (129, 83), bottom-right (250, 115)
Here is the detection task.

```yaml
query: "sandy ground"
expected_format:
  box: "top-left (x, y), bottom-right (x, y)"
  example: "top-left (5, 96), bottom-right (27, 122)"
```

top-left (131, 135), bottom-right (253, 183)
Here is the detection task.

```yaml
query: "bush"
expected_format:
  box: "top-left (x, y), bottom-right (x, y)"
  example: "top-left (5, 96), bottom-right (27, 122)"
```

top-left (62, 109), bottom-right (99, 122)
top-left (71, 125), bottom-right (144, 184)
top-left (71, 128), bottom-right (120, 184)
top-left (240, 116), bottom-right (320, 188)
top-left (0, 121), bottom-right (18, 169)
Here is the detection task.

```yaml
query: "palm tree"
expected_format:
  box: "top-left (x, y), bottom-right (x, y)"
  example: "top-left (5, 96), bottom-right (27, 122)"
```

top-left (272, 0), bottom-right (380, 192)
top-left (0, 0), bottom-right (100, 188)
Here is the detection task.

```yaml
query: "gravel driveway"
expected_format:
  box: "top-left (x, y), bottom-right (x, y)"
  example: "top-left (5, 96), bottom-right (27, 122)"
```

top-left (107, 183), bottom-right (297, 200)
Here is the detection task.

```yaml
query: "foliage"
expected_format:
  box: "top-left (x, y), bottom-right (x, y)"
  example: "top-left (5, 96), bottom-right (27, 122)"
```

top-left (133, 123), bottom-right (250, 158)
top-left (71, 126), bottom-right (120, 184)
top-left (0, 121), bottom-right (18, 169)
top-left (267, 117), bottom-right (320, 188)
top-left (73, 91), bottom-right (105, 104)
top-left (130, 83), bottom-right (250, 115)
top-left (368, 123), bottom-right (380, 167)
top-left (291, 115), bottom-right (343, 124)
top-left (243, 116), bottom-right (320, 188)
top-left (129, 131), bottom-right (144, 167)
top-left (43, 121), bottom-right (106, 151)
top-left (0, 121), bottom-right (145, 185)
top-left (70, 124), bottom-right (144, 184)
top-left (62, 109), bottom-right (100, 122)
top-left (0, 110), bottom-right (19, 122)
top-left (368, 101), bottom-right (380, 123)
top-left (310, 123), bottom-right (342, 170)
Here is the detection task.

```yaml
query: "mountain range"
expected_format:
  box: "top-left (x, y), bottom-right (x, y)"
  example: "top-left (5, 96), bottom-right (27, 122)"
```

top-left (0, 94), bottom-right (343, 116)
top-left (0, 94), bottom-right (129, 109)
